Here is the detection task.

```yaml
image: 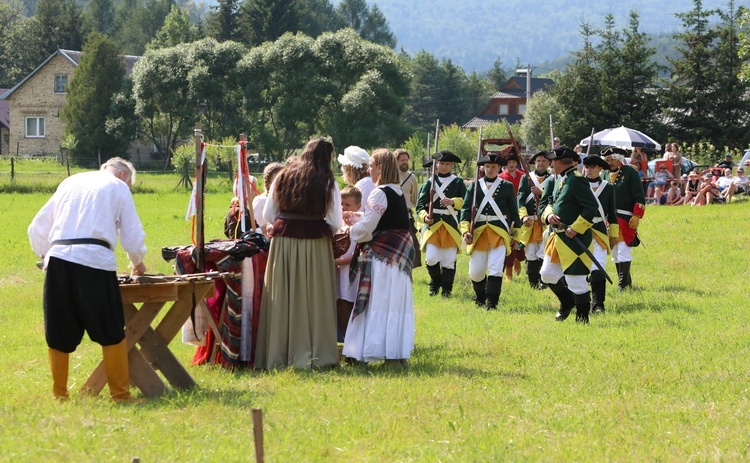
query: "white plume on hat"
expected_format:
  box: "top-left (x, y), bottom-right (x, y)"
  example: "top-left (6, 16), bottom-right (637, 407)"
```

top-left (338, 146), bottom-right (370, 168)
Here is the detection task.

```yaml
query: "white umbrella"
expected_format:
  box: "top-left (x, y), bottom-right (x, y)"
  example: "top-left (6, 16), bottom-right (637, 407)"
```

top-left (580, 126), bottom-right (661, 151)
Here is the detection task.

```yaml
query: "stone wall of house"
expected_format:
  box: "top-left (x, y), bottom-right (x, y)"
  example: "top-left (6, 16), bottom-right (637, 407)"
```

top-left (0, 127), bottom-right (9, 155)
top-left (7, 55), bottom-right (73, 156)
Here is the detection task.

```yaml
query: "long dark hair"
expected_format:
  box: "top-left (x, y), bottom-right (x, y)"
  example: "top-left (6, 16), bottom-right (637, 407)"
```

top-left (274, 137), bottom-right (335, 216)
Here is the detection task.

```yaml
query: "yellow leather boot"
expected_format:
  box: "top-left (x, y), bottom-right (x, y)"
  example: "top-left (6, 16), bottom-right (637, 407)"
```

top-left (101, 339), bottom-right (132, 402)
top-left (48, 348), bottom-right (69, 400)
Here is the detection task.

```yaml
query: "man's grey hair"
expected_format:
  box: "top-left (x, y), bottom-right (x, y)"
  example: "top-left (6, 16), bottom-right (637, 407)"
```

top-left (101, 157), bottom-right (136, 185)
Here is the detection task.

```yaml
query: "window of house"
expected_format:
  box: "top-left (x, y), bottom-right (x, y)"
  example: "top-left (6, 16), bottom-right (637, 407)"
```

top-left (54, 75), bottom-right (68, 94)
top-left (25, 117), bottom-right (46, 138)
top-left (498, 104), bottom-right (509, 115)
top-left (518, 104), bottom-right (526, 115)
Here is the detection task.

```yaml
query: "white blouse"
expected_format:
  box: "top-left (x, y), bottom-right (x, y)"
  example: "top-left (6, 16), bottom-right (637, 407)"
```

top-left (350, 184), bottom-right (403, 243)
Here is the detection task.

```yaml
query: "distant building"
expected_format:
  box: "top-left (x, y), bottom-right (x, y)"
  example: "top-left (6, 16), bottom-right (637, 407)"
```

top-left (0, 49), bottom-right (150, 161)
top-left (0, 89), bottom-right (8, 155)
top-left (463, 73), bottom-right (554, 129)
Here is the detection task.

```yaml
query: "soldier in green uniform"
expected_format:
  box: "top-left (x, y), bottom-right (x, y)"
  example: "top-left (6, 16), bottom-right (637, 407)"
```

top-left (539, 147), bottom-right (599, 323)
top-left (517, 151), bottom-right (552, 289)
top-left (582, 155), bottom-right (619, 314)
top-left (459, 154), bottom-right (521, 310)
top-left (601, 146), bottom-right (646, 291)
top-left (416, 151), bottom-right (467, 297)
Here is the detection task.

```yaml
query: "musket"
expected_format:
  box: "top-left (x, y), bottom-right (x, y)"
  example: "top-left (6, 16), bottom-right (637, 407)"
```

top-left (568, 232), bottom-right (613, 285)
top-left (469, 127), bottom-right (484, 237)
top-left (585, 127), bottom-right (595, 157)
top-left (505, 120), bottom-right (534, 188)
top-left (506, 120), bottom-right (540, 222)
top-left (549, 114), bottom-right (555, 150)
top-left (427, 119), bottom-right (440, 222)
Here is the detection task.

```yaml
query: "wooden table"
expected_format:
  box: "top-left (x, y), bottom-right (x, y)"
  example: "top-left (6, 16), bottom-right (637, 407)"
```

top-left (81, 280), bottom-right (215, 398)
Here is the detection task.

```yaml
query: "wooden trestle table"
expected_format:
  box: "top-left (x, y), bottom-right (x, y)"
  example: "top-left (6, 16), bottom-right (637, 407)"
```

top-left (82, 279), bottom-right (215, 398)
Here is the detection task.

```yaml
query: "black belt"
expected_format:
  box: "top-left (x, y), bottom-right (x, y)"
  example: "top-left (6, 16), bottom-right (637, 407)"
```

top-left (52, 238), bottom-right (111, 250)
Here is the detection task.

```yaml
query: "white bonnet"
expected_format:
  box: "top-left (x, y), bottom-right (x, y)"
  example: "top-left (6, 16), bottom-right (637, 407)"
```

top-left (337, 146), bottom-right (370, 169)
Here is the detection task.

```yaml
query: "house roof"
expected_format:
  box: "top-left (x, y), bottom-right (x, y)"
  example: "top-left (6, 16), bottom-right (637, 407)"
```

top-left (0, 89), bottom-right (9, 129)
top-left (501, 76), bottom-right (555, 97)
top-left (0, 49), bottom-right (141, 101)
top-left (463, 115), bottom-right (523, 129)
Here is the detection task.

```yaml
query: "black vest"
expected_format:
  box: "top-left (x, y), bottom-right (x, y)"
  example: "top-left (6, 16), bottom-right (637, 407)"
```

top-left (374, 186), bottom-right (410, 232)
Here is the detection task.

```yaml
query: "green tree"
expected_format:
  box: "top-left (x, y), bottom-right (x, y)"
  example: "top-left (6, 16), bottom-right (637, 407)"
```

top-left (35, 0), bottom-right (64, 53)
top-left (297, 0), bottom-right (337, 38)
top-left (238, 32), bottom-right (321, 159)
top-left (62, 32), bottom-right (129, 162)
top-left (359, 4), bottom-right (395, 48)
top-left (132, 42), bottom-right (196, 166)
top-left (521, 86), bottom-right (563, 151)
top-left (485, 56), bottom-right (508, 91)
top-left (148, 4), bottom-right (199, 49)
top-left (336, 0), bottom-right (396, 48)
top-left (205, 0), bottom-right (240, 42)
top-left (238, 0), bottom-right (301, 46)
top-left (186, 38), bottom-right (246, 141)
top-left (87, 0), bottom-right (114, 34)
top-left (711, 0), bottom-right (750, 149)
top-left (550, 21), bottom-right (604, 144)
top-left (663, 0), bottom-right (719, 144)
top-left (0, 2), bottom-right (44, 88)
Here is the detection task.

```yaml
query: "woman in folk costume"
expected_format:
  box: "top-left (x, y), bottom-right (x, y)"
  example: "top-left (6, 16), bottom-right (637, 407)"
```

top-left (343, 149), bottom-right (415, 365)
top-left (256, 137), bottom-right (342, 369)
top-left (601, 146), bottom-right (646, 292)
top-left (499, 150), bottom-right (526, 281)
top-left (539, 147), bottom-right (599, 323)
top-left (416, 150), bottom-right (467, 298)
top-left (459, 154), bottom-right (521, 310)
top-left (582, 155), bottom-right (619, 314)
top-left (516, 151), bottom-right (552, 289)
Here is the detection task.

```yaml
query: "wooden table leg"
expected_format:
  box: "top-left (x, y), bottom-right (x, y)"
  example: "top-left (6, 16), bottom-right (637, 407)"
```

top-left (127, 345), bottom-right (166, 398)
top-left (81, 302), bottom-right (165, 396)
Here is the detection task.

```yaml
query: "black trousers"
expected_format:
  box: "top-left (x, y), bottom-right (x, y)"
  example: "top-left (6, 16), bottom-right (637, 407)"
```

top-left (43, 257), bottom-right (126, 352)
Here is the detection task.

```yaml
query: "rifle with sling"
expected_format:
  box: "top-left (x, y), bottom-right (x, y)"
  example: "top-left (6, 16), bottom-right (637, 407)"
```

top-left (469, 127), bottom-right (484, 237)
top-left (427, 119), bottom-right (440, 222)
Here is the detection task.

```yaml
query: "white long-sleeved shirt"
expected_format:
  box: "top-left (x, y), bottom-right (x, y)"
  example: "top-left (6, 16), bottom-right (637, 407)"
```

top-left (28, 170), bottom-right (147, 271)
top-left (350, 184), bottom-right (403, 243)
top-left (262, 180), bottom-right (342, 233)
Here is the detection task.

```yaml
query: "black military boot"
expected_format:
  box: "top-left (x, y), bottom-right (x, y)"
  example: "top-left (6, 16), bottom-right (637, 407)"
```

top-left (471, 277), bottom-right (487, 307)
top-left (618, 261), bottom-right (632, 292)
top-left (427, 264), bottom-right (441, 296)
top-left (526, 259), bottom-right (542, 289)
top-left (548, 278), bottom-right (575, 321)
top-left (574, 292), bottom-right (591, 324)
top-left (621, 261), bottom-right (632, 289)
top-left (589, 270), bottom-right (607, 314)
top-left (441, 268), bottom-right (456, 298)
top-left (485, 276), bottom-right (503, 310)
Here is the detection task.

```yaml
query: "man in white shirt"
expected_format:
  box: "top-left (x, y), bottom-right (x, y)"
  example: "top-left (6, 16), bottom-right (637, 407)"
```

top-left (720, 167), bottom-right (749, 202)
top-left (28, 157), bottom-right (147, 401)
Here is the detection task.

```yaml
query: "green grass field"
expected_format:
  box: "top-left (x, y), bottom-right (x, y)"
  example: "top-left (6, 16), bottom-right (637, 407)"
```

top-left (2, 165), bottom-right (750, 462)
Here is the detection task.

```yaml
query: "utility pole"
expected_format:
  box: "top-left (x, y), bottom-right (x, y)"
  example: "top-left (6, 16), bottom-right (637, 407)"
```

top-left (515, 64), bottom-right (534, 151)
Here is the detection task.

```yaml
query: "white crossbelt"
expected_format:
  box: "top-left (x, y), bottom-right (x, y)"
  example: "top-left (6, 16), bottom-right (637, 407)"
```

top-left (433, 174), bottom-right (459, 223)
top-left (616, 209), bottom-right (633, 216)
top-left (525, 172), bottom-right (547, 204)
top-left (476, 177), bottom-right (509, 231)
top-left (589, 181), bottom-right (607, 226)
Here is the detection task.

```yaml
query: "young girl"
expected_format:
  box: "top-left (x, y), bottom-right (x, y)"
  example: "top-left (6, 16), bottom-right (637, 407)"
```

top-left (335, 186), bottom-right (362, 343)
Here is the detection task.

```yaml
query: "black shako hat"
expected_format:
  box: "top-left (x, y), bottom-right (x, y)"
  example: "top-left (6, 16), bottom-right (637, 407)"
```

top-left (477, 153), bottom-right (508, 166)
top-left (545, 146), bottom-right (578, 161)
top-left (529, 151), bottom-right (548, 163)
top-left (432, 150), bottom-right (462, 163)
top-left (583, 155), bottom-right (610, 170)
